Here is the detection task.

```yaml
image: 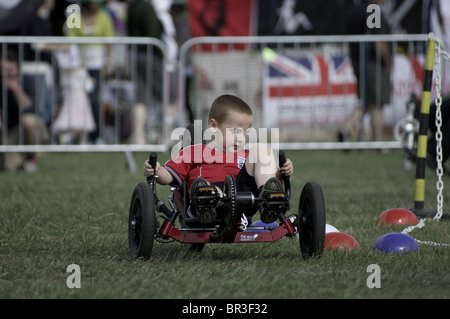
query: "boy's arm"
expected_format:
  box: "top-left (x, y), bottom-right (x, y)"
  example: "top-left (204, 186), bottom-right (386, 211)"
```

top-left (143, 161), bottom-right (175, 185)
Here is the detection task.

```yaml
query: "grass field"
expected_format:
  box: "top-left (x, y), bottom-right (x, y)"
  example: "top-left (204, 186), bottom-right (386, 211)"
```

top-left (0, 150), bottom-right (449, 299)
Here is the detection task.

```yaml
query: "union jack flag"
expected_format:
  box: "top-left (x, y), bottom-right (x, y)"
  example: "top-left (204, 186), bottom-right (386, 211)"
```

top-left (263, 49), bottom-right (358, 127)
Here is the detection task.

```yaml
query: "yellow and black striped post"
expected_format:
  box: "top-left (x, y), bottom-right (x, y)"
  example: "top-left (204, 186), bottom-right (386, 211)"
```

top-left (414, 38), bottom-right (435, 211)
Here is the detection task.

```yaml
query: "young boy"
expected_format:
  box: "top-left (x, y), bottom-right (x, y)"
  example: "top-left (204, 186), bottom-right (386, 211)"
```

top-left (143, 94), bottom-right (293, 226)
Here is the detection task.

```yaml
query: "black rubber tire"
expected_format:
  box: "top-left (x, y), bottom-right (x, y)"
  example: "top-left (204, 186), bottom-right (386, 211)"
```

top-left (128, 183), bottom-right (156, 260)
top-left (298, 182), bottom-right (326, 259)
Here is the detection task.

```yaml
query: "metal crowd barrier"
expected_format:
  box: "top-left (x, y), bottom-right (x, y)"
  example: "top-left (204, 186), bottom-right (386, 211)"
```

top-left (0, 36), bottom-right (169, 171)
top-left (0, 34), bottom-right (435, 173)
top-left (178, 34), bottom-right (430, 150)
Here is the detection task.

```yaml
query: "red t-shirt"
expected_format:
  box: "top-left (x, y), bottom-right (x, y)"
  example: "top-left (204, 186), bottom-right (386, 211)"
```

top-left (164, 144), bottom-right (249, 189)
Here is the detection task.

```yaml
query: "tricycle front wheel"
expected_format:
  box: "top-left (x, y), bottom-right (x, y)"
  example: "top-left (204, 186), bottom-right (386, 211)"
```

top-left (298, 182), bottom-right (326, 259)
top-left (128, 182), bottom-right (156, 260)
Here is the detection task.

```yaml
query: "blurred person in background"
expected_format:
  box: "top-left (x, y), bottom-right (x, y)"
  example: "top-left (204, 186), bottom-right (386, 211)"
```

top-left (20, 0), bottom-right (56, 128)
top-left (105, 0), bottom-right (128, 36)
top-left (0, 50), bottom-right (49, 172)
top-left (52, 44), bottom-right (96, 144)
top-left (338, 0), bottom-right (392, 147)
top-left (66, 0), bottom-right (114, 144)
top-left (127, 0), bottom-right (163, 144)
top-left (0, 0), bottom-right (42, 35)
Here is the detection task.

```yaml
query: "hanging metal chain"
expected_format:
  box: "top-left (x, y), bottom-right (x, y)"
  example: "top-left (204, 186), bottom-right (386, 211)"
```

top-left (401, 34), bottom-right (449, 240)
top-left (433, 39), bottom-right (446, 221)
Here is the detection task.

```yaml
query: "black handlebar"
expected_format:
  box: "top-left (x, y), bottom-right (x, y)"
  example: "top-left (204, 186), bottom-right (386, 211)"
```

top-left (279, 151), bottom-right (289, 182)
top-left (149, 152), bottom-right (157, 170)
top-left (147, 152), bottom-right (158, 183)
top-left (279, 150), bottom-right (291, 205)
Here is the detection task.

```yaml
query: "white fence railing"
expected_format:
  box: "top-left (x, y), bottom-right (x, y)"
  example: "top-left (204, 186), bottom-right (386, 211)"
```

top-left (1, 36), bottom-right (169, 170)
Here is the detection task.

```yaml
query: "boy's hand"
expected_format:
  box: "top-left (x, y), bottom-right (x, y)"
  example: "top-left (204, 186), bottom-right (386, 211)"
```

top-left (143, 160), bottom-right (160, 177)
top-left (280, 158), bottom-right (293, 176)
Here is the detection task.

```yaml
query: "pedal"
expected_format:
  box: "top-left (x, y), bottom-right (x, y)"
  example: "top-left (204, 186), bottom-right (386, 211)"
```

top-left (268, 193), bottom-right (285, 199)
top-left (198, 186), bottom-right (215, 192)
top-left (260, 194), bottom-right (289, 224)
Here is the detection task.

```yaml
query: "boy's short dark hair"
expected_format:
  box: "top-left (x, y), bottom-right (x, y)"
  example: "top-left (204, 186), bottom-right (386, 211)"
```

top-left (208, 94), bottom-right (253, 124)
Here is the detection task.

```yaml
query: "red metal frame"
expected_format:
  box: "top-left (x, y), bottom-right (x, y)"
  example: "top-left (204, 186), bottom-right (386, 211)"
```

top-left (158, 219), bottom-right (296, 244)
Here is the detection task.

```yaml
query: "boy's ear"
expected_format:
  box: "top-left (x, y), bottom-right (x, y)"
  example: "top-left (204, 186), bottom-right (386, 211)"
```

top-left (209, 118), bottom-right (217, 133)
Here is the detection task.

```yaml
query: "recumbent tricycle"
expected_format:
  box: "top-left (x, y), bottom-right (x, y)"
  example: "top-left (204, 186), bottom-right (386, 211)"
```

top-left (128, 151), bottom-right (326, 260)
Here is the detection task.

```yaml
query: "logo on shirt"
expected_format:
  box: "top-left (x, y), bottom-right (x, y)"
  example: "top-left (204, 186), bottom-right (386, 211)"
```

top-left (237, 156), bottom-right (246, 169)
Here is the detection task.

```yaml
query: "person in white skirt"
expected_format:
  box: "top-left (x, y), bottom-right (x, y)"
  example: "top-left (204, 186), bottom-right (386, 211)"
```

top-left (52, 44), bottom-right (96, 144)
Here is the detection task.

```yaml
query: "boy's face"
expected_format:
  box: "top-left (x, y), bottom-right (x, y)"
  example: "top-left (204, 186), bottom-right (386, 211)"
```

top-left (210, 109), bottom-right (253, 153)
